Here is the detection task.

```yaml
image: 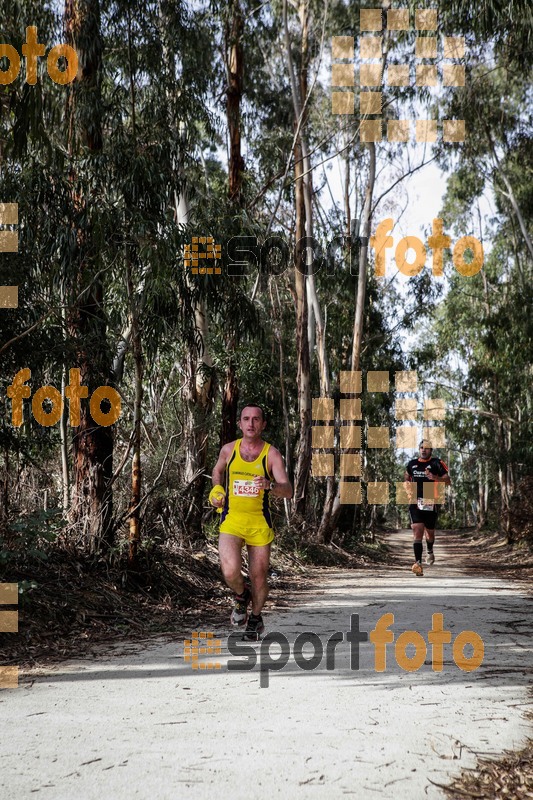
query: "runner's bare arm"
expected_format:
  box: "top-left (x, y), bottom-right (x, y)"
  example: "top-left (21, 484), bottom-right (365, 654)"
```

top-left (211, 442), bottom-right (234, 507)
top-left (254, 447), bottom-right (292, 498)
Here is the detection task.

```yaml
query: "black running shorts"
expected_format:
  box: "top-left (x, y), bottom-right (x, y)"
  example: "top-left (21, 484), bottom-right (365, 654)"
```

top-left (409, 504), bottom-right (438, 528)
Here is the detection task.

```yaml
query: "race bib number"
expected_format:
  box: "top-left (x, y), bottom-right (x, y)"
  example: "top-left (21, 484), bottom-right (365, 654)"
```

top-left (417, 497), bottom-right (435, 511)
top-left (233, 480), bottom-right (259, 497)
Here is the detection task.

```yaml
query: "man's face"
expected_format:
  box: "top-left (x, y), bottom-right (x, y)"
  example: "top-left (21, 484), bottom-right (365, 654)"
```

top-left (239, 407), bottom-right (266, 438)
top-left (419, 445), bottom-right (432, 459)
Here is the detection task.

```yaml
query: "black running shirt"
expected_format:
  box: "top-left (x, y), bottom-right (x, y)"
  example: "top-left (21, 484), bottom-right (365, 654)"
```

top-left (405, 457), bottom-right (449, 499)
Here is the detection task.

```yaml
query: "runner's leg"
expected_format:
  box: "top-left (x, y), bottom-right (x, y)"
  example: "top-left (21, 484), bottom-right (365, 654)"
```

top-left (247, 543), bottom-right (271, 615)
top-left (425, 527), bottom-right (435, 550)
top-left (425, 524), bottom-right (435, 564)
top-left (412, 522), bottom-right (425, 564)
top-left (218, 533), bottom-right (246, 594)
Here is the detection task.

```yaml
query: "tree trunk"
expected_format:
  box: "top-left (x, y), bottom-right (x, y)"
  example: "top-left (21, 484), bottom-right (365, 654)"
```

top-left (486, 129), bottom-right (533, 261)
top-left (292, 134), bottom-right (311, 516)
top-left (220, 2), bottom-right (245, 446)
top-left (220, 350), bottom-right (239, 446)
top-left (316, 143), bottom-right (377, 542)
top-left (227, 0), bottom-right (245, 203)
top-left (60, 289), bottom-right (70, 512)
top-left (66, 0), bottom-right (114, 554)
top-left (271, 280), bottom-right (292, 478)
top-left (158, 0), bottom-right (215, 540)
top-left (477, 460), bottom-right (486, 530)
top-left (126, 247), bottom-right (143, 568)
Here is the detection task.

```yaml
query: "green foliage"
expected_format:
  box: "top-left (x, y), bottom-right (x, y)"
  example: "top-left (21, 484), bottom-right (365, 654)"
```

top-left (0, 509), bottom-right (63, 570)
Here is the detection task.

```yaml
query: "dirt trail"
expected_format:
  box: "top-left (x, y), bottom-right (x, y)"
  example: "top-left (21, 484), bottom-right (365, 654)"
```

top-left (1, 530), bottom-right (531, 799)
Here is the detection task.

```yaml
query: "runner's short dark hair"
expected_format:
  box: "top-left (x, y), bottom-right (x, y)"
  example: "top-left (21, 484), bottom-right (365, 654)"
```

top-left (240, 403), bottom-right (267, 423)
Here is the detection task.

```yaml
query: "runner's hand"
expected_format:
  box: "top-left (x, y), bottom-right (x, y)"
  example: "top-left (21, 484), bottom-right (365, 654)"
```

top-left (253, 476), bottom-right (270, 490)
top-left (424, 468), bottom-right (435, 480)
top-left (209, 485), bottom-right (226, 507)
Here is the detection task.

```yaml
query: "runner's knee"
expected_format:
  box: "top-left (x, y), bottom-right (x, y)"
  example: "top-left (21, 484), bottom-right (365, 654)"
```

top-left (220, 561), bottom-right (242, 584)
top-left (249, 565), bottom-right (268, 587)
top-left (412, 523), bottom-right (424, 540)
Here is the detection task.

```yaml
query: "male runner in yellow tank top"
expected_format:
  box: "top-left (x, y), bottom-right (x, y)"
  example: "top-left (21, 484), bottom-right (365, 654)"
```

top-left (210, 404), bottom-right (292, 640)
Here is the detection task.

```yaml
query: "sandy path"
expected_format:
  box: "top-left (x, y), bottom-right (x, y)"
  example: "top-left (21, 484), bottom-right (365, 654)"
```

top-left (1, 530), bottom-right (531, 799)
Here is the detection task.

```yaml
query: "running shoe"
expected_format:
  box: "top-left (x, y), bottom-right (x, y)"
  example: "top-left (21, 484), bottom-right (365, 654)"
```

top-left (411, 561), bottom-right (424, 576)
top-left (230, 585), bottom-right (251, 627)
top-left (426, 552), bottom-right (435, 565)
top-left (242, 613), bottom-right (265, 641)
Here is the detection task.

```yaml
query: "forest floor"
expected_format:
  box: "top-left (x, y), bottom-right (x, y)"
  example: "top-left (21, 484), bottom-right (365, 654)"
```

top-left (1, 529), bottom-right (531, 799)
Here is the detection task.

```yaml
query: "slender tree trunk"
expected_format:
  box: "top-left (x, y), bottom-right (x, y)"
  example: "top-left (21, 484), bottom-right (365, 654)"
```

top-left (292, 134), bottom-right (311, 516)
top-left (271, 281), bottom-right (292, 478)
top-left (477, 461), bottom-right (486, 530)
top-left (0, 441), bottom-right (9, 524)
top-left (227, 0), bottom-right (245, 203)
top-left (284, 0), bottom-right (327, 517)
top-left (60, 366), bottom-right (70, 511)
top-left (177, 179), bottom-right (214, 534)
top-left (486, 129), bottom-right (533, 261)
top-left (315, 5), bottom-right (389, 542)
top-left (158, 1), bottom-right (214, 538)
top-left (316, 143), bottom-right (377, 542)
top-left (285, 0), bottom-right (329, 395)
top-left (219, 1), bottom-right (245, 447)
top-left (126, 247), bottom-right (142, 567)
top-left (351, 143), bottom-right (376, 371)
top-left (60, 287), bottom-right (70, 511)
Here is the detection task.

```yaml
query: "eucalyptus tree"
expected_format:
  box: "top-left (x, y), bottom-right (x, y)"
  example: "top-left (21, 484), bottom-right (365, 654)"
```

top-left (431, 0), bottom-right (533, 534)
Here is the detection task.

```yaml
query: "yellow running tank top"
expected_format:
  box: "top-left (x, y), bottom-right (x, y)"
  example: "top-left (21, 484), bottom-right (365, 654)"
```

top-left (219, 439), bottom-right (273, 530)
